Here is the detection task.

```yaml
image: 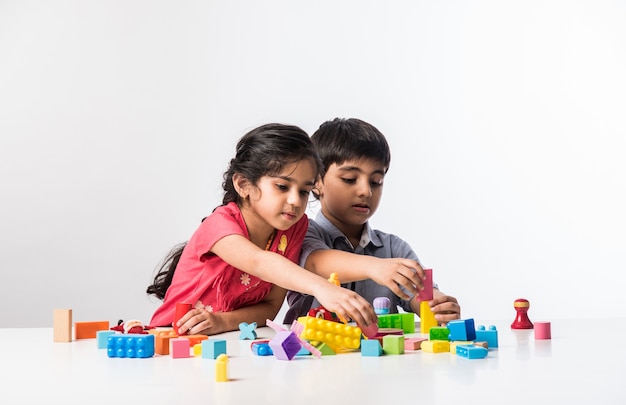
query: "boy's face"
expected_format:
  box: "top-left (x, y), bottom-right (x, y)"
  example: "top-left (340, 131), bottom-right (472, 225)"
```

top-left (318, 158), bottom-right (386, 237)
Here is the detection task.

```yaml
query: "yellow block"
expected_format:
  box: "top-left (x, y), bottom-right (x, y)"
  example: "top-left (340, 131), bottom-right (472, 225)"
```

top-left (420, 301), bottom-right (437, 334)
top-left (422, 340), bottom-right (450, 353)
top-left (215, 354), bottom-right (229, 382)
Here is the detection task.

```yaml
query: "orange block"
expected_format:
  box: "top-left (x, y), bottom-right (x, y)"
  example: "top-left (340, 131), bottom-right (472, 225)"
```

top-left (156, 330), bottom-right (178, 355)
top-left (179, 334), bottom-right (208, 346)
top-left (75, 321), bottom-right (110, 339)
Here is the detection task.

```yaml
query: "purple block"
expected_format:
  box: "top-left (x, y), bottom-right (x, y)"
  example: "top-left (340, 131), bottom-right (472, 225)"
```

top-left (269, 331), bottom-right (301, 360)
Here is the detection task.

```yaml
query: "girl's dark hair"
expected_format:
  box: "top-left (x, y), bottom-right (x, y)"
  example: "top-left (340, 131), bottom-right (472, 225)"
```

top-left (146, 123), bottom-right (321, 300)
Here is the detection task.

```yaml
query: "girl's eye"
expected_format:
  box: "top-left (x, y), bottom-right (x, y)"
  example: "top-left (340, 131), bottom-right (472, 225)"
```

top-left (341, 178), bottom-right (356, 184)
top-left (276, 184), bottom-right (288, 191)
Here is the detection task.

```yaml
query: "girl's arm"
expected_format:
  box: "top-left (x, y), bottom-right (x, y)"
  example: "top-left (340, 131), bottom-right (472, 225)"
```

top-left (305, 249), bottom-right (426, 299)
top-left (177, 285), bottom-right (287, 335)
top-left (212, 234), bottom-right (377, 327)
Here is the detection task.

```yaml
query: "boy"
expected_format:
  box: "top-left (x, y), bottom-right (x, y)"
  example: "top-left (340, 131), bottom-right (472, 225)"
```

top-left (284, 118), bottom-right (460, 325)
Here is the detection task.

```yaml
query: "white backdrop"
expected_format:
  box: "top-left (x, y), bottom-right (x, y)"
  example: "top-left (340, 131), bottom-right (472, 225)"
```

top-left (1, 0), bottom-right (625, 328)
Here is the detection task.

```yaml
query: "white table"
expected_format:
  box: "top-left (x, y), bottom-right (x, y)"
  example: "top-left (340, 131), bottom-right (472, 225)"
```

top-left (3, 318), bottom-right (624, 404)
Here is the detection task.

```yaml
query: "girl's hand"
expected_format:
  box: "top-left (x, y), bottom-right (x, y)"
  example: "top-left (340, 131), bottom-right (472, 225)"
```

top-left (367, 258), bottom-right (426, 300)
top-left (175, 308), bottom-right (227, 336)
top-left (313, 283), bottom-right (378, 327)
top-left (428, 293), bottom-right (461, 326)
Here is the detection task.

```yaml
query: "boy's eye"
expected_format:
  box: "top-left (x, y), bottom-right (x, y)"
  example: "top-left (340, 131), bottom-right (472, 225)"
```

top-left (370, 180), bottom-right (383, 188)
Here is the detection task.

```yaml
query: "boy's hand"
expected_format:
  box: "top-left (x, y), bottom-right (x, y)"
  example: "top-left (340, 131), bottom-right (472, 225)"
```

top-left (429, 292), bottom-right (461, 326)
top-left (367, 258), bottom-right (425, 300)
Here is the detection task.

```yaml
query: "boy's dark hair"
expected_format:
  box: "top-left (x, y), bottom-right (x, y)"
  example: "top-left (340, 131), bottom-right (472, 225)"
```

top-left (146, 123), bottom-right (321, 300)
top-left (311, 117), bottom-right (391, 178)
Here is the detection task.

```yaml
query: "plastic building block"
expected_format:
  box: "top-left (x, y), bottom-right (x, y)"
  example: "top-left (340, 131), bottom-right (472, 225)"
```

top-left (373, 297), bottom-right (391, 315)
top-left (155, 330), bottom-right (177, 355)
top-left (193, 343), bottom-right (203, 356)
top-left (269, 330), bottom-right (302, 360)
top-left (361, 339), bottom-right (383, 356)
top-left (97, 330), bottom-right (115, 349)
top-left (202, 339), bottom-right (227, 359)
top-left (534, 321), bottom-right (551, 340)
top-left (420, 301), bottom-right (437, 334)
top-left (215, 354), bottom-right (228, 382)
top-left (417, 268), bottom-right (433, 301)
top-left (405, 337), bottom-right (427, 351)
top-left (421, 340), bottom-right (450, 353)
top-left (239, 322), bottom-right (258, 340)
top-left (378, 313), bottom-right (415, 333)
top-left (75, 321), bottom-right (110, 339)
top-left (361, 322), bottom-right (379, 339)
top-left (511, 298), bottom-right (533, 329)
top-left (251, 340), bottom-right (273, 356)
top-left (476, 325), bottom-right (499, 348)
top-left (382, 335), bottom-right (405, 355)
top-left (53, 309), bottom-right (72, 343)
top-left (179, 334), bottom-right (208, 347)
top-left (429, 326), bottom-right (450, 341)
top-left (170, 338), bottom-right (191, 358)
top-left (266, 319), bottom-right (322, 358)
top-left (447, 318), bottom-right (476, 341)
top-left (314, 342), bottom-right (336, 356)
top-left (174, 303), bottom-right (193, 335)
top-left (107, 334), bottom-right (155, 358)
top-left (456, 345), bottom-right (488, 359)
top-left (296, 316), bottom-right (362, 350)
top-left (449, 341), bottom-right (474, 353)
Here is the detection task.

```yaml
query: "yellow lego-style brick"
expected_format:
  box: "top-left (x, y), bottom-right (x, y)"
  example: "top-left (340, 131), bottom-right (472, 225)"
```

top-left (215, 354), bottom-right (229, 382)
top-left (422, 340), bottom-right (450, 353)
top-left (420, 301), bottom-right (437, 334)
top-left (449, 341), bottom-right (474, 353)
top-left (297, 316), bottom-right (362, 349)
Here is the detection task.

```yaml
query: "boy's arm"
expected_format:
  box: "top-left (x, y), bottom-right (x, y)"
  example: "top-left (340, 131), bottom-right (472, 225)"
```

top-left (409, 288), bottom-right (461, 326)
top-left (305, 249), bottom-right (425, 299)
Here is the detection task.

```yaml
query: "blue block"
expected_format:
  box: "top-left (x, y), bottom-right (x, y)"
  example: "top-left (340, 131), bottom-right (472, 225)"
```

top-left (107, 334), bottom-right (154, 358)
top-left (448, 318), bottom-right (476, 341)
top-left (456, 345), bottom-right (488, 359)
top-left (251, 342), bottom-right (273, 356)
top-left (97, 331), bottom-right (115, 349)
top-left (202, 339), bottom-right (227, 359)
top-left (361, 339), bottom-right (383, 357)
top-left (475, 325), bottom-right (498, 348)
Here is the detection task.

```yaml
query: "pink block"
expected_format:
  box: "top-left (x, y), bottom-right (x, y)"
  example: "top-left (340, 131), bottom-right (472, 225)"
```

top-left (534, 321), bottom-right (551, 340)
top-left (171, 338), bottom-right (191, 358)
top-left (405, 337), bottom-right (427, 351)
top-left (417, 269), bottom-right (433, 301)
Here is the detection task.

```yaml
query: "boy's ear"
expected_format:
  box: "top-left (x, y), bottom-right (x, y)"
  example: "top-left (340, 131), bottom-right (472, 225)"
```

top-left (232, 173), bottom-right (251, 199)
top-left (312, 179), bottom-right (324, 199)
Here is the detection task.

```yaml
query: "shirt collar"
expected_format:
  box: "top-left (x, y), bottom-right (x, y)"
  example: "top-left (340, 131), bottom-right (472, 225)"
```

top-left (315, 211), bottom-right (383, 249)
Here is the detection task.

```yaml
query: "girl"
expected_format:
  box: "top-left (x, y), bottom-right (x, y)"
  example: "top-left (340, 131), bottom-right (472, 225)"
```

top-left (147, 123), bottom-right (377, 335)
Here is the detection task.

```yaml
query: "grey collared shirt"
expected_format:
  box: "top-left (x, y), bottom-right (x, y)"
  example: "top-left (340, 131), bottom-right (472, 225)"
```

top-left (284, 211), bottom-right (431, 324)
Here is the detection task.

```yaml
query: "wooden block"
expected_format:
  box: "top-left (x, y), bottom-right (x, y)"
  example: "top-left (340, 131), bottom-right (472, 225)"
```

top-left (75, 321), bottom-right (110, 339)
top-left (53, 309), bottom-right (72, 342)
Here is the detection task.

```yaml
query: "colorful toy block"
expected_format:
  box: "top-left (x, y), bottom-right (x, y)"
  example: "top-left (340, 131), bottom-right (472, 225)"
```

top-left (215, 354), bottom-right (228, 382)
top-left (266, 319), bottom-right (322, 358)
top-left (296, 316), bottom-right (362, 350)
top-left (417, 268), bottom-right (433, 301)
top-left (97, 330), bottom-right (115, 349)
top-left (474, 341), bottom-right (489, 349)
top-left (421, 340), bottom-right (450, 353)
top-left (456, 345), bottom-right (488, 359)
top-left (107, 334), bottom-right (155, 358)
top-left (251, 340), bottom-right (274, 356)
top-left (239, 322), bottom-right (258, 340)
top-left (314, 342), bottom-right (336, 356)
top-left (202, 339), bottom-right (226, 359)
top-left (193, 343), bottom-right (203, 356)
top-left (378, 313), bottom-right (415, 333)
top-left (534, 321), bottom-right (551, 340)
top-left (429, 326), bottom-right (450, 341)
top-left (373, 297), bottom-right (391, 315)
top-left (170, 338), bottom-right (191, 358)
top-left (361, 339), bottom-right (383, 357)
top-left (476, 325), bottom-right (499, 348)
top-left (269, 330), bottom-right (302, 360)
top-left (447, 318), bottom-right (476, 341)
top-left (420, 301), bottom-right (437, 334)
top-left (382, 335), bottom-right (405, 355)
top-left (179, 334), bottom-right (208, 346)
top-left (155, 330), bottom-right (178, 355)
top-left (75, 321), bottom-right (110, 339)
top-left (174, 302), bottom-right (192, 335)
top-left (405, 337), bottom-right (427, 351)
top-left (53, 309), bottom-right (72, 342)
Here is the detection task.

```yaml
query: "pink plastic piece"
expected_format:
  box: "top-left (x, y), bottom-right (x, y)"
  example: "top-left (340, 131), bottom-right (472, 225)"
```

top-left (417, 269), bottom-right (433, 301)
top-left (534, 321), bottom-right (551, 340)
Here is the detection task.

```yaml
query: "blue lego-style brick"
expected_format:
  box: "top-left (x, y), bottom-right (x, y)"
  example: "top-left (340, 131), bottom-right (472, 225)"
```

top-left (456, 344), bottom-right (488, 359)
top-left (447, 318), bottom-right (476, 341)
top-left (97, 330), bottom-right (115, 349)
top-left (251, 341), bottom-right (273, 356)
top-left (107, 334), bottom-right (155, 358)
top-left (475, 325), bottom-right (498, 348)
top-left (202, 339), bottom-right (227, 359)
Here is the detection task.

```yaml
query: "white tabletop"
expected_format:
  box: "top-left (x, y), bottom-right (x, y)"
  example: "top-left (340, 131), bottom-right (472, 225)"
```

top-left (3, 318), bottom-right (625, 404)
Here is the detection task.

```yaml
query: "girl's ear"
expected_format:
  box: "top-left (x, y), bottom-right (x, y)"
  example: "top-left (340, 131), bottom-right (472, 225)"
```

top-left (232, 173), bottom-right (251, 199)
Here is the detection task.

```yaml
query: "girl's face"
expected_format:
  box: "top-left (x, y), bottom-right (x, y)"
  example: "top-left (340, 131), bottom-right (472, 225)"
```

top-left (317, 158), bottom-right (386, 239)
top-left (242, 157), bottom-right (317, 234)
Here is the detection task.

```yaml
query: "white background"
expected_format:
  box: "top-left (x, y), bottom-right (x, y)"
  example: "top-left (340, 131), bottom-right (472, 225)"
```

top-left (1, 0), bottom-right (625, 327)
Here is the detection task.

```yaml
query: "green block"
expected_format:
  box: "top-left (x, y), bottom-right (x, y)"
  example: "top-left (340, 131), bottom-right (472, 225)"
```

top-left (382, 335), bottom-right (405, 355)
